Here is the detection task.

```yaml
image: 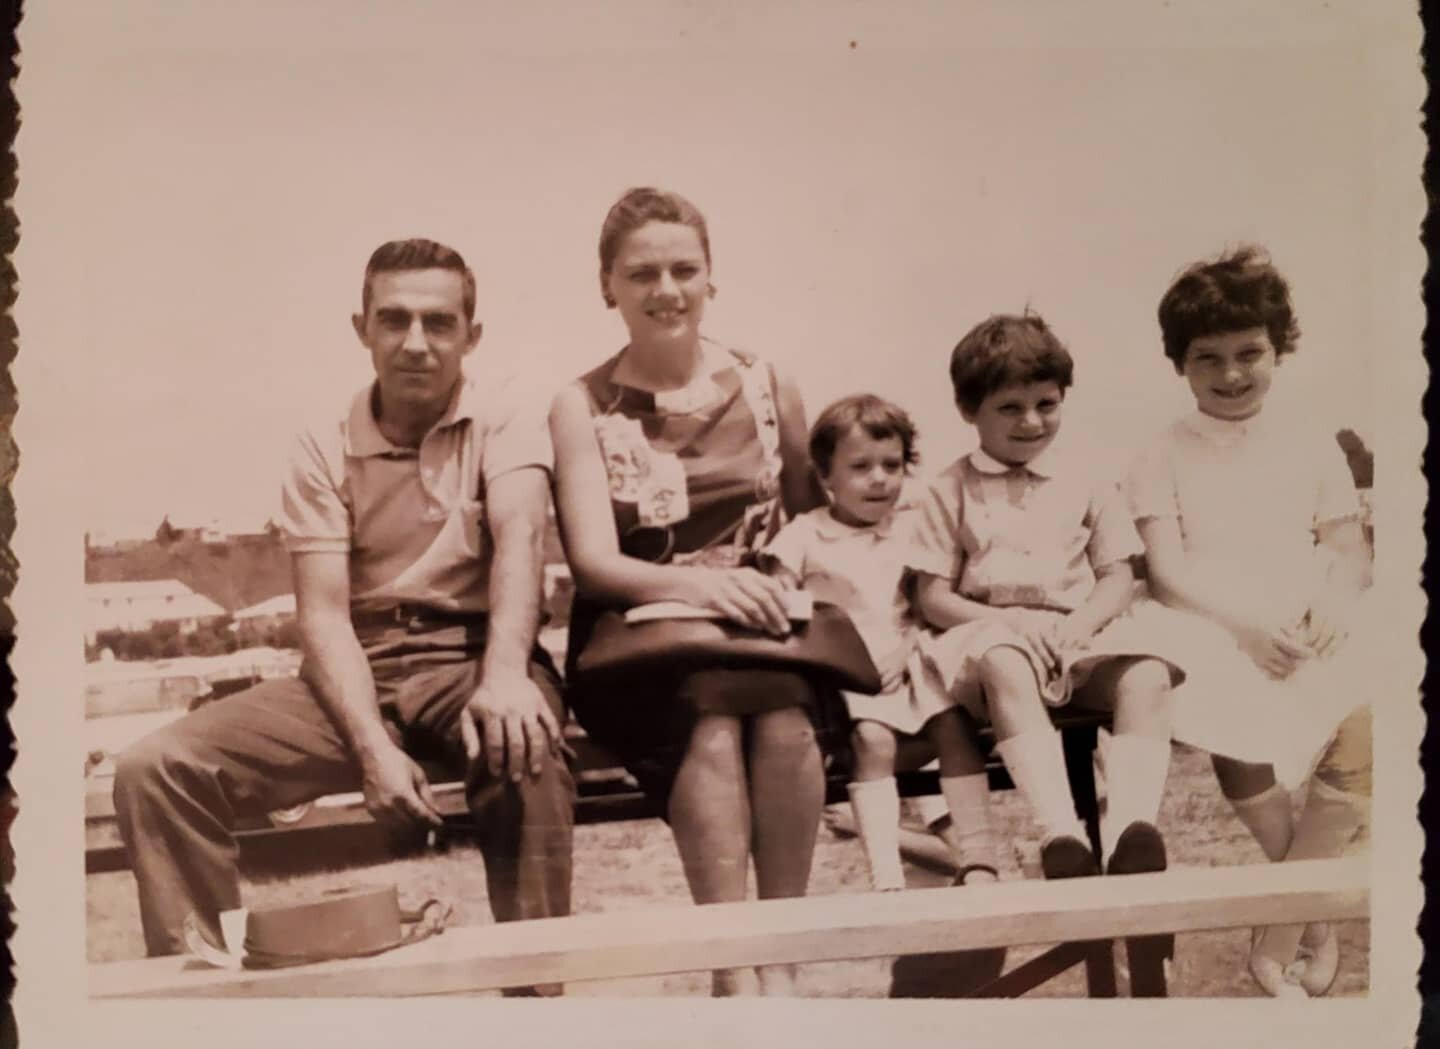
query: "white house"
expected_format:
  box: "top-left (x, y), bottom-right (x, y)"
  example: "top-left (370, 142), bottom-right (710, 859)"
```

top-left (230, 593), bottom-right (296, 633)
top-left (232, 593), bottom-right (296, 621)
top-left (86, 579), bottom-right (227, 643)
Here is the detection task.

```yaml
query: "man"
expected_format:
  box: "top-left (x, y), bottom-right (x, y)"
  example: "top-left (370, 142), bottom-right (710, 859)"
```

top-left (113, 239), bottom-right (574, 994)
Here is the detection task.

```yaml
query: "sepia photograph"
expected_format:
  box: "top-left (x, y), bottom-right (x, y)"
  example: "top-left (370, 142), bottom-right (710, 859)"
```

top-left (9, 2), bottom-right (1425, 1046)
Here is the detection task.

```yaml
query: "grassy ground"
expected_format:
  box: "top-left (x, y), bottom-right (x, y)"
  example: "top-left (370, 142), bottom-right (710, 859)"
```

top-left (85, 745), bottom-right (1369, 997)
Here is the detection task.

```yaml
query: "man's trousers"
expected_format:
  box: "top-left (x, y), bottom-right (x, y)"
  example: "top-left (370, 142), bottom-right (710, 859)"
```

top-left (112, 618), bottom-right (575, 960)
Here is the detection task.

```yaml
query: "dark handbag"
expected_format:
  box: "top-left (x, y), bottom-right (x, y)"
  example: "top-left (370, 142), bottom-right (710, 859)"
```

top-left (574, 601), bottom-right (883, 694)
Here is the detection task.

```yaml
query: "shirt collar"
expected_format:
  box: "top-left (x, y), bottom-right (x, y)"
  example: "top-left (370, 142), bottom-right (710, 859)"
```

top-left (344, 377), bottom-right (478, 458)
top-left (811, 507), bottom-right (898, 541)
top-left (970, 443), bottom-right (1062, 479)
top-left (1181, 407), bottom-right (1269, 447)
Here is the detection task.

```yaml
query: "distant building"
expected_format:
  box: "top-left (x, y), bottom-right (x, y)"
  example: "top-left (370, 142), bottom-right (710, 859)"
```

top-left (86, 579), bottom-right (228, 643)
top-left (155, 514), bottom-right (226, 544)
top-left (231, 593), bottom-right (296, 630)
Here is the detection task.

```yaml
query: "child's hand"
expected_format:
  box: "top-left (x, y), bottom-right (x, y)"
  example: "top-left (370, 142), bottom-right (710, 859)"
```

top-left (998, 608), bottom-right (1063, 677)
top-left (1233, 618), bottom-right (1310, 680)
top-left (1047, 615), bottom-right (1093, 656)
top-left (869, 642), bottom-right (904, 691)
top-left (1300, 600), bottom-right (1351, 659)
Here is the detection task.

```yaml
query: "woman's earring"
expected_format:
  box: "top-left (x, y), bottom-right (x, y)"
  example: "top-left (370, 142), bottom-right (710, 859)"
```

top-left (707, 283), bottom-right (717, 300)
top-left (603, 293), bottom-right (617, 308)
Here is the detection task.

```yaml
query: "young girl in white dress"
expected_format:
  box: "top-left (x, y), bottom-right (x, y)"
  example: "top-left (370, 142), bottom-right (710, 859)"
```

top-left (763, 395), bottom-right (1003, 890)
top-left (1129, 247), bottom-right (1372, 998)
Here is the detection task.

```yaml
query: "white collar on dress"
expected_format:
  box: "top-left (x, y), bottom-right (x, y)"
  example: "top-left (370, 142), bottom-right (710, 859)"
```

top-left (969, 443), bottom-right (1062, 479)
top-left (1180, 407), bottom-right (1271, 447)
top-left (810, 506), bottom-right (898, 541)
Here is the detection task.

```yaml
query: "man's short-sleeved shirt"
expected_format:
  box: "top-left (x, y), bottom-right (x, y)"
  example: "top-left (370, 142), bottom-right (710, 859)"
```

top-left (279, 373), bottom-right (551, 614)
top-left (909, 446), bottom-right (1141, 613)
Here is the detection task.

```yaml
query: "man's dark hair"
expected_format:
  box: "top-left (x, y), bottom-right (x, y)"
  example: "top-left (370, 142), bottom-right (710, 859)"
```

top-left (361, 238), bottom-right (477, 322)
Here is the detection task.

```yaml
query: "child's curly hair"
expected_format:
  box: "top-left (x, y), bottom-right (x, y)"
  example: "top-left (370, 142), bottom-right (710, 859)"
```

top-left (1156, 245), bottom-right (1300, 372)
top-left (808, 394), bottom-right (920, 477)
top-left (948, 311), bottom-right (1074, 416)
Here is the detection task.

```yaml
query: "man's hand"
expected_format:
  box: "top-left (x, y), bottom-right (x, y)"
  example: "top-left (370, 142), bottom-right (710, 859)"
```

top-left (359, 740), bottom-right (443, 829)
top-left (460, 671), bottom-right (565, 783)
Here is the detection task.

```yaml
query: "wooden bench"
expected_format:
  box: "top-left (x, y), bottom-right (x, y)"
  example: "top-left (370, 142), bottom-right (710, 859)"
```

top-left (84, 710), bottom-right (1111, 863)
top-left (89, 856), bottom-right (1369, 999)
top-left (87, 706), bottom-right (1147, 996)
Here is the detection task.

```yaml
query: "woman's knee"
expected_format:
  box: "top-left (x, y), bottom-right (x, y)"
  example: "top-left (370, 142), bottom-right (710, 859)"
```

top-left (751, 707), bottom-right (818, 759)
top-left (683, 715), bottom-right (746, 768)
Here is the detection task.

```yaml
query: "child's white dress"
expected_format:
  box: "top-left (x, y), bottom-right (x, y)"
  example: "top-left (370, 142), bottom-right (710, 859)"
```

top-left (1127, 409), bottom-right (1369, 787)
top-left (908, 445), bottom-right (1184, 718)
top-left (764, 505), bottom-right (958, 736)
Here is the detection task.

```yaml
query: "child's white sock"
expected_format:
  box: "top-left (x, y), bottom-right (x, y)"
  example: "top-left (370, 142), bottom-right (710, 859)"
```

top-left (912, 761), bottom-right (949, 829)
top-left (939, 773), bottom-right (1000, 876)
top-left (995, 729), bottom-right (1086, 844)
top-left (913, 791), bottom-right (950, 830)
top-left (848, 778), bottom-right (906, 890)
top-left (1229, 782), bottom-right (1294, 862)
top-left (1098, 734), bottom-right (1172, 866)
top-left (1253, 778), bottom-right (1369, 967)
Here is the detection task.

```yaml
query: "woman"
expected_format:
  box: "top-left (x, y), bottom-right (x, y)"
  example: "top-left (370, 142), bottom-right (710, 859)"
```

top-left (550, 187), bottom-right (829, 997)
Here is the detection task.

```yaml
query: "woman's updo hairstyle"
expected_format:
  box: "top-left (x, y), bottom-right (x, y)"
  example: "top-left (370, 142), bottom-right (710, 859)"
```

top-left (598, 187), bottom-right (712, 307)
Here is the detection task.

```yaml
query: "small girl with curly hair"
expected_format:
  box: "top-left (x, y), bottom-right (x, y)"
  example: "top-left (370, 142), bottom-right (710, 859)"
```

top-left (764, 394), bottom-right (1002, 890)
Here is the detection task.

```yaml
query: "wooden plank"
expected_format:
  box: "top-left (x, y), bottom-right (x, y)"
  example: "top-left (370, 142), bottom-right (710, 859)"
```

top-left (90, 856), bottom-right (1368, 999)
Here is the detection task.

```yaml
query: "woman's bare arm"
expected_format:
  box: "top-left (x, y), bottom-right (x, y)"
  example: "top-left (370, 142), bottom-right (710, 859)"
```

top-left (549, 383), bottom-right (790, 633)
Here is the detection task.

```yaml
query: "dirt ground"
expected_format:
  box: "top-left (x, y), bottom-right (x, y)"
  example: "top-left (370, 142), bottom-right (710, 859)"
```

top-left (85, 744), bottom-right (1369, 998)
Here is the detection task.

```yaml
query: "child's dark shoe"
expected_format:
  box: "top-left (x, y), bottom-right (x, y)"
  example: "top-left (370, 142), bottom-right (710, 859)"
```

top-left (1104, 820), bottom-right (1167, 876)
top-left (1105, 820), bottom-right (1173, 998)
top-left (1039, 835), bottom-right (1099, 879)
top-left (952, 863), bottom-right (1000, 887)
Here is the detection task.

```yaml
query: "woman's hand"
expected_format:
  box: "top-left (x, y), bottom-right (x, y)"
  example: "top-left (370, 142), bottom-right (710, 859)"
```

top-left (682, 566), bottom-right (793, 636)
top-left (1232, 618), bottom-right (1311, 680)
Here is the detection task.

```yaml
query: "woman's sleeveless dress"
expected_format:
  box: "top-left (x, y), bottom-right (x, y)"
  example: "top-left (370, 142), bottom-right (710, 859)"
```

top-left (563, 342), bottom-right (832, 800)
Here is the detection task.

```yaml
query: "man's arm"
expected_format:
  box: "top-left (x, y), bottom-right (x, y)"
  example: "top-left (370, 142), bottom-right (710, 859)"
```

top-left (292, 551), bottom-right (441, 826)
top-left (461, 466), bottom-right (563, 782)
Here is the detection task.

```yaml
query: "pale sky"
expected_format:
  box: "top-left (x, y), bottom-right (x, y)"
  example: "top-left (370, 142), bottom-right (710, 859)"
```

top-left (19, 4), bottom-right (1392, 538)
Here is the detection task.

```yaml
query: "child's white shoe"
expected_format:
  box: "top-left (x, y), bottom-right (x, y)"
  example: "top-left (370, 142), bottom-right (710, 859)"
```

top-left (1249, 928), bottom-right (1310, 999)
top-left (1298, 922), bottom-right (1339, 997)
